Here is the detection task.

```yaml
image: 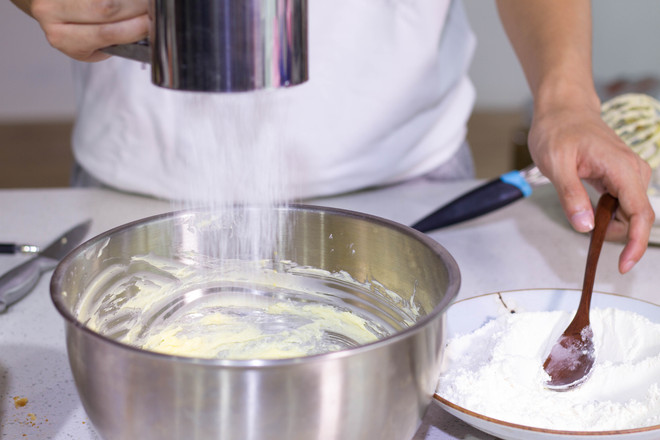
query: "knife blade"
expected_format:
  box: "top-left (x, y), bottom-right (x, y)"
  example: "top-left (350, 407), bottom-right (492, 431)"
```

top-left (411, 165), bottom-right (550, 233)
top-left (0, 219), bottom-right (92, 313)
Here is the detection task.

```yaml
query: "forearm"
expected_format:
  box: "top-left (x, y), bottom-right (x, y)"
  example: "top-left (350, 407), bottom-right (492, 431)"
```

top-left (497, 0), bottom-right (654, 273)
top-left (496, 0), bottom-right (599, 111)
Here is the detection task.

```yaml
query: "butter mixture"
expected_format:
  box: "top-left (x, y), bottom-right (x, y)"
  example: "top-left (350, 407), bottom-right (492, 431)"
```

top-left (139, 300), bottom-right (378, 359)
top-left (437, 308), bottom-right (660, 431)
top-left (79, 254), bottom-right (418, 360)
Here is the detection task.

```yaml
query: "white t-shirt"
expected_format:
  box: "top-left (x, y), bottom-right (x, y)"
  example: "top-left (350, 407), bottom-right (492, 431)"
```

top-left (71, 0), bottom-right (476, 200)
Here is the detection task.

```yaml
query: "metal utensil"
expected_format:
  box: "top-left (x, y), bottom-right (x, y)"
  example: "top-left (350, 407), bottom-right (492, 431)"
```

top-left (412, 164), bottom-right (550, 232)
top-left (0, 219), bottom-right (91, 313)
top-left (103, 0), bottom-right (308, 92)
top-left (51, 206), bottom-right (459, 440)
top-left (0, 243), bottom-right (40, 254)
top-left (543, 194), bottom-right (618, 390)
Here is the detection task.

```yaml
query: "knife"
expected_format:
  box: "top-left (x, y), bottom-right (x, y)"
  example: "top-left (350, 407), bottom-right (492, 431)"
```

top-left (0, 243), bottom-right (40, 254)
top-left (411, 164), bottom-right (550, 233)
top-left (0, 219), bottom-right (92, 313)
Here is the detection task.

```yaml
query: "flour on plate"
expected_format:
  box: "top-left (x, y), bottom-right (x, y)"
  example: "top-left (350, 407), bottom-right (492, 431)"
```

top-left (437, 308), bottom-right (660, 431)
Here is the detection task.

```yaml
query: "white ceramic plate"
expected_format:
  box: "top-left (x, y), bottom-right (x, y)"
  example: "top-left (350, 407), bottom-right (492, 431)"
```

top-left (433, 289), bottom-right (660, 440)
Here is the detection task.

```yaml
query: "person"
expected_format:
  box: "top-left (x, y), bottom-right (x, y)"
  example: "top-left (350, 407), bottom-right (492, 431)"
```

top-left (10, 0), bottom-right (655, 274)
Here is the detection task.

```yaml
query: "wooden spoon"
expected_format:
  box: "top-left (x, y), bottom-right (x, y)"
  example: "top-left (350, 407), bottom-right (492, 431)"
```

top-left (543, 193), bottom-right (619, 391)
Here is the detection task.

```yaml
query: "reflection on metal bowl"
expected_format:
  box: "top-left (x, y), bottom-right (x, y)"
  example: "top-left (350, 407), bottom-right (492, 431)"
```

top-left (51, 205), bottom-right (460, 440)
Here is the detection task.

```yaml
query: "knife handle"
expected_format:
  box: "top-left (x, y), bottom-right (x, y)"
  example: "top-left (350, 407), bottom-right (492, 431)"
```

top-left (411, 171), bottom-right (533, 233)
top-left (0, 256), bottom-right (58, 313)
top-left (0, 244), bottom-right (16, 254)
top-left (0, 243), bottom-right (40, 254)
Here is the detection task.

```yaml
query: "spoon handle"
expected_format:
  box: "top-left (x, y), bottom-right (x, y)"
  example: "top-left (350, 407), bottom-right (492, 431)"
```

top-left (572, 193), bottom-right (619, 329)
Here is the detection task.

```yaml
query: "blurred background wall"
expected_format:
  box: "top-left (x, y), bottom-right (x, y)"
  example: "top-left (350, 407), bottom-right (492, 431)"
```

top-left (1, 0), bottom-right (660, 185)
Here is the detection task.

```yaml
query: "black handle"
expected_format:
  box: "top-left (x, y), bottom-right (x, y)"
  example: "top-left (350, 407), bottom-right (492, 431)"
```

top-left (411, 178), bottom-right (526, 232)
top-left (0, 244), bottom-right (16, 254)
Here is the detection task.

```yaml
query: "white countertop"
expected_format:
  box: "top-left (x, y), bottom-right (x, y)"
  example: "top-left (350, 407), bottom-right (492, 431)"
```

top-left (1, 180), bottom-right (658, 440)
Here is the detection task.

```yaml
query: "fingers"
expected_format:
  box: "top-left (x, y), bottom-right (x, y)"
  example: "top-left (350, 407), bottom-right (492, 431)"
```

top-left (537, 148), bottom-right (596, 233)
top-left (604, 150), bottom-right (654, 272)
top-left (30, 0), bottom-right (149, 61)
top-left (32, 0), bottom-right (148, 24)
top-left (557, 173), bottom-right (653, 274)
top-left (529, 106), bottom-right (655, 274)
top-left (613, 179), bottom-right (655, 274)
top-left (43, 15), bottom-right (149, 61)
top-left (553, 172), bottom-right (595, 234)
top-left (618, 211), bottom-right (653, 273)
top-left (554, 172), bottom-right (653, 274)
top-left (600, 192), bottom-right (654, 273)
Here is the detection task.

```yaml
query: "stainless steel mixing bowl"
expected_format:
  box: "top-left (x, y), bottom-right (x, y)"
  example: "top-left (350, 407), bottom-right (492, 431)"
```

top-left (51, 205), bottom-right (460, 440)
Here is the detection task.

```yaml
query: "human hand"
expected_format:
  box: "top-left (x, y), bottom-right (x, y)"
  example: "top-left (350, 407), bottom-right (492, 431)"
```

top-left (528, 94), bottom-right (655, 274)
top-left (25, 0), bottom-right (149, 62)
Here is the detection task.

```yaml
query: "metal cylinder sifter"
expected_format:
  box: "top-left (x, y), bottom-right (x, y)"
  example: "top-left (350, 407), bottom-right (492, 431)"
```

top-left (104, 0), bottom-right (308, 92)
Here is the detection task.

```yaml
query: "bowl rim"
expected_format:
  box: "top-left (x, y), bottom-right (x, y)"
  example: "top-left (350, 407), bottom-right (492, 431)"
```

top-left (433, 288), bottom-right (660, 437)
top-left (50, 203), bottom-right (461, 367)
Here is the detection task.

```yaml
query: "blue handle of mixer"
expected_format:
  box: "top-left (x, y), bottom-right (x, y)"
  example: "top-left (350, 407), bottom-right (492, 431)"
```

top-left (411, 171), bottom-right (532, 233)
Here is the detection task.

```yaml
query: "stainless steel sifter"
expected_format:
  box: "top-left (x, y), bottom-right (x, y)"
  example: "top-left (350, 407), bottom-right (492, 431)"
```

top-left (104, 0), bottom-right (308, 92)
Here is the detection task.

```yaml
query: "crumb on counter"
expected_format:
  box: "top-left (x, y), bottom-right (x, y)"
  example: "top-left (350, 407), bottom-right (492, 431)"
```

top-left (13, 396), bottom-right (28, 408)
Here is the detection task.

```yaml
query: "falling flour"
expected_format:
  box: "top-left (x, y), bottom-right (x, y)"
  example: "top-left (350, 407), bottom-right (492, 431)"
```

top-left (170, 91), bottom-right (292, 261)
top-left (436, 308), bottom-right (660, 431)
